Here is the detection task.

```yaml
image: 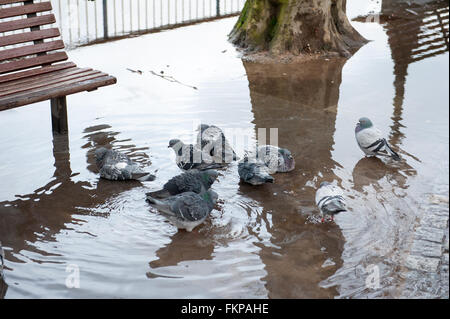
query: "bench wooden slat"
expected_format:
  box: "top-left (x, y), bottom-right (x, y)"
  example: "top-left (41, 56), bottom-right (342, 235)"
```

top-left (0, 61), bottom-right (75, 83)
top-left (0, 75), bottom-right (117, 110)
top-left (0, 28), bottom-right (60, 47)
top-left (2, 71), bottom-right (109, 98)
top-left (0, 39), bottom-right (64, 61)
top-left (0, 66), bottom-right (90, 91)
top-left (0, 51), bottom-right (67, 74)
top-left (0, 67), bottom-right (95, 95)
top-left (0, 14), bottom-right (55, 32)
top-left (0, 2), bottom-right (52, 19)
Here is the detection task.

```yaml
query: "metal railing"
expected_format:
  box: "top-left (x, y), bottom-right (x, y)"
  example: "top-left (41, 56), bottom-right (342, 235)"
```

top-left (51, 0), bottom-right (245, 48)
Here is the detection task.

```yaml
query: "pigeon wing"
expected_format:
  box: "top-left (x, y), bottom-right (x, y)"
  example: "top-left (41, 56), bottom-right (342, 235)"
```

top-left (356, 127), bottom-right (383, 149)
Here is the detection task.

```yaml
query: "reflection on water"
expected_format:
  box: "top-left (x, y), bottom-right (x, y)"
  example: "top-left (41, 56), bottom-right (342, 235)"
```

top-left (243, 59), bottom-right (348, 298)
top-left (383, 0), bottom-right (449, 147)
top-left (352, 157), bottom-right (416, 193)
top-left (0, 0), bottom-right (448, 298)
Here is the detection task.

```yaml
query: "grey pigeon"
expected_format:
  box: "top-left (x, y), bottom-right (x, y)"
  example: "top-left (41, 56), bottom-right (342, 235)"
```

top-left (146, 170), bottom-right (219, 199)
top-left (315, 182), bottom-right (347, 222)
top-left (168, 139), bottom-right (226, 171)
top-left (95, 147), bottom-right (156, 181)
top-left (146, 190), bottom-right (218, 232)
top-left (238, 158), bottom-right (274, 185)
top-left (355, 117), bottom-right (400, 161)
top-left (257, 145), bottom-right (296, 174)
top-left (196, 124), bottom-right (238, 163)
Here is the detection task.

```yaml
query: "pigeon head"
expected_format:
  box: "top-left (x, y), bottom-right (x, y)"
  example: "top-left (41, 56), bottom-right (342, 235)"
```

top-left (278, 148), bottom-right (296, 172)
top-left (197, 124), bottom-right (210, 133)
top-left (95, 147), bottom-right (109, 163)
top-left (201, 170), bottom-right (219, 185)
top-left (319, 181), bottom-right (331, 188)
top-left (168, 139), bottom-right (183, 149)
top-left (202, 190), bottom-right (219, 208)
top-left (357, 117), bottom-right (373, 130)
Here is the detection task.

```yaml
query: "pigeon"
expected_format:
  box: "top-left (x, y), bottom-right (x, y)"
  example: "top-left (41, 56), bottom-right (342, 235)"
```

top-left (168, 139), bottom-right (226, 171)
top-left (315, 182), bottom-right (347, 222)
top-left (145, 170), bottom-right (219, 199)
top-left (355, 117), bottom-right (400, 161)
top-left (196, 124), bottom-right (238, 163)
top-left (257, 145), bottom-right (296, 174)
top-left (238, 158), bottom-right (274, 185)
top-left (146, 190), bottom-right (218, 232)
top-left (95, 147), bottom-right (156, 181)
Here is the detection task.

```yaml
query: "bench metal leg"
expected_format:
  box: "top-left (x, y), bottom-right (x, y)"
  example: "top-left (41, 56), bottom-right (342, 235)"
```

top-left (51, 96), bottom-right (68, 134)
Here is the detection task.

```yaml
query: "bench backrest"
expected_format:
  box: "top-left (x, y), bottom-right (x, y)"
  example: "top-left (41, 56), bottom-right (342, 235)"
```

top-left (0, 0), bottom-right (67, 76)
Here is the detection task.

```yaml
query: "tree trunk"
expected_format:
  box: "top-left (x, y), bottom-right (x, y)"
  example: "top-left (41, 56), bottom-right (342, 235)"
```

top-left (229, 0), bottom-right (367, 56)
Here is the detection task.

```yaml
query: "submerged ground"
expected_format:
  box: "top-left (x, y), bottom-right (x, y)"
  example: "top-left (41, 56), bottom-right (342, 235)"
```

top-left (0, 1), bottom-right (448, 298)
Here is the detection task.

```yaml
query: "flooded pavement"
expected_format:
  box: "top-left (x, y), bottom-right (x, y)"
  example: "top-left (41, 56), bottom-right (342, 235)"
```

top-left (0, 0), bottom-right (448, 298)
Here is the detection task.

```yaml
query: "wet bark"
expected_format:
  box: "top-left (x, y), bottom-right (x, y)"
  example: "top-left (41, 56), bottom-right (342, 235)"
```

top-left (229, 0), bottom-right (367, 56)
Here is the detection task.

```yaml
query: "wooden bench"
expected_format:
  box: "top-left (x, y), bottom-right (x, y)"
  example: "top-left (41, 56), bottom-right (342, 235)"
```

top-left (0, 0), bottom-right (116, 133)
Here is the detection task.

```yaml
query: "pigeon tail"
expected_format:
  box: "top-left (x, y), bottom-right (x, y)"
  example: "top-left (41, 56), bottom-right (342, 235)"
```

top-left (384, 139), bottom-right (401, 161)
top-left (145, 196), bottom-right (176, 218)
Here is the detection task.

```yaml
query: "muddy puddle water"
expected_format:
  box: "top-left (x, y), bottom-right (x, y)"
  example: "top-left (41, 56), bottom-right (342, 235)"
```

top-left (0, 0), bottom-right (448, 298)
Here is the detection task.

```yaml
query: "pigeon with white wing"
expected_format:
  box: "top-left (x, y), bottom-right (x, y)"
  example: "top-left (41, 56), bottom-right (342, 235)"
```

top-left (355, 117), bottom-right (400, 161)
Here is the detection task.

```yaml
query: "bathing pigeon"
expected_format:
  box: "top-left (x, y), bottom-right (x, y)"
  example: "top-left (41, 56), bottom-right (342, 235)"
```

top-left (355, 117), bottom-right (400, 161)
top-left (315, 182), bottom-right (347, 222)
top-left (257, 145), bottom-right (296, 174)
top-left (145, 170), bottom-right (219, 199)
top-left (196, 124), bottom-right (238, 163)
top-left (168, 139), bottom-right (225, 171)
top-left (0, 242), bottom-right (4, 277)
top-left (238, 157), bottom-right (274, 185)
top-left (95, 147), bottom-right (156, 181)
top-left (146, 190), bottom-right (218, 232)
